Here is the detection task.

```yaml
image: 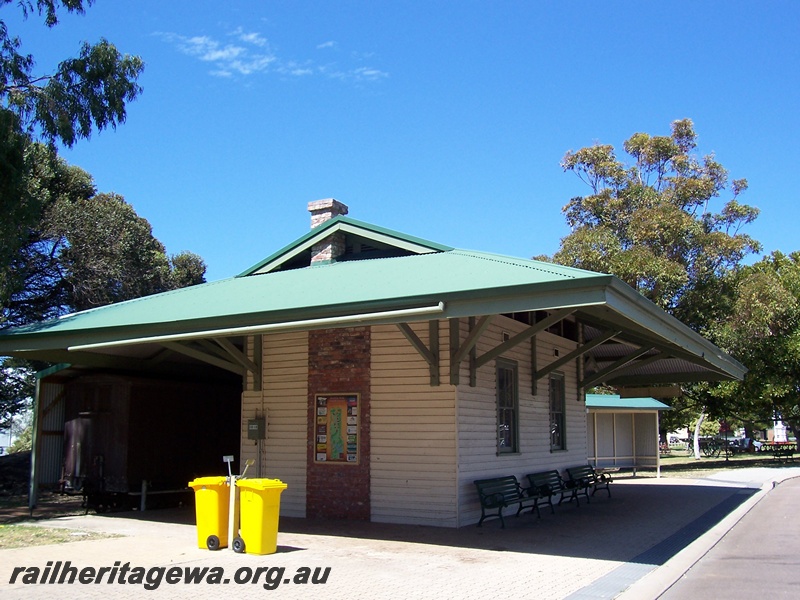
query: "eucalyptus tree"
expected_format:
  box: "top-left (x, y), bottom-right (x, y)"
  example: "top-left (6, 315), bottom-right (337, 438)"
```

top-left (551, 120), bottom-right (762, 454)
top-left (711, 252), bottom-right (800, 442)
top-left (554, 118), bottom-right (760, 334)
top-left (1, 0), bottom-right (144, 147)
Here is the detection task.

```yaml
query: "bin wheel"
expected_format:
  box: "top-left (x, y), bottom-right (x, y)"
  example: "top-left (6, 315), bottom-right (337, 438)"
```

top-left (206, 535), bottom-right (221, 551)
top-left (232, 536), bottom-right (246, 554)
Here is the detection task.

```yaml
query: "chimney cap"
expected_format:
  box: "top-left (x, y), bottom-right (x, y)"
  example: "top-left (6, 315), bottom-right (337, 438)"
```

top-left (308, 198), bottom-right (349, 228)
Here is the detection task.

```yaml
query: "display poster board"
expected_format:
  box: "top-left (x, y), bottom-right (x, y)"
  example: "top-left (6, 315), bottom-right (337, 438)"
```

top-left (314, 393), bottom-right (359, 464)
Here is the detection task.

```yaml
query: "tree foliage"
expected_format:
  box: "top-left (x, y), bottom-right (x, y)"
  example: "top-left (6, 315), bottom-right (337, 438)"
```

top-left (0, 3), bottom-right (199, 427)
top-left (2, 149), bottom-right (208, 326)
top-left (0, 358), bottom-right (33, 430)
top-left (1, 0), bottom-right (144, 147)
top-left (710, 252), bottom-right (800, 438)
top-left (550, 119), bottom-right (768, 446)
top-left (554, 119), bottom-right (761, 333)
top-left (0, 134), bottom-right (208, 424)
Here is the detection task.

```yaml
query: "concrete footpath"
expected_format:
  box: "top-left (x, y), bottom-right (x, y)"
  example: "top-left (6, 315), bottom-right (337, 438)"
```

top-left (2, 466), bottom-right (799, 599)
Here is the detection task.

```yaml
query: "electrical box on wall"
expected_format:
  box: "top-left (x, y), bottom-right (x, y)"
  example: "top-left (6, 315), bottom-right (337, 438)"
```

top-left (247, 416), bottom-right (266, 440)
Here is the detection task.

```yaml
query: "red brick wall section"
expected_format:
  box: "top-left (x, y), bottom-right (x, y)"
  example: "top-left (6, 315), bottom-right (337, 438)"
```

top-left (307, 327), bottom-right (371, 520)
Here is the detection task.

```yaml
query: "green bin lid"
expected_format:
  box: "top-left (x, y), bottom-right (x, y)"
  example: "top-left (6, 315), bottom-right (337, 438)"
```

top-left (236, 478), bottom-right (287, 491)
top-left (188, 476), bottom-right (229, 488)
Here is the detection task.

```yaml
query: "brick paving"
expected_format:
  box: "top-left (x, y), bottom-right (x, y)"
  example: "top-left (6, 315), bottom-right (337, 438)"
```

top-left (2, 467), bottom-right (799, 599)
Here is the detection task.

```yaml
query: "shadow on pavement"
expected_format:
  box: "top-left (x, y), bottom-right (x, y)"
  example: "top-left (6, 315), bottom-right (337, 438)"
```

top-left (279, 482), bottom-right (756, 565)
top-left (6, 480), bottom-right (757, 567)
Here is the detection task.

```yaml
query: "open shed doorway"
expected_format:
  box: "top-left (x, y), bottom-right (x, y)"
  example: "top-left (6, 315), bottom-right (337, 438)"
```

top-left (35, 368), bottom-right (241, 512)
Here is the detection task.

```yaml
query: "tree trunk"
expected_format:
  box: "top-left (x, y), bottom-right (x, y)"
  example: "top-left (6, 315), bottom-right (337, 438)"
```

top-left (693, 409), bottom-right (706, 459)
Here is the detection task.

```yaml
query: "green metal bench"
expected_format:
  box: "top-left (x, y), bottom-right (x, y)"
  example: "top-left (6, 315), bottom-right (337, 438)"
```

top-left (525, 469), bottom-right (577, 513)
top-left (473, 475), bottom-right (539, 528)
top-left (565, 465), bottom-right (612, 502)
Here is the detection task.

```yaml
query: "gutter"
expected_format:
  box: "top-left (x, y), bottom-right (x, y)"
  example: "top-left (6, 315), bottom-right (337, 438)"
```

top-left (68, 302), bottom-right (446, 351)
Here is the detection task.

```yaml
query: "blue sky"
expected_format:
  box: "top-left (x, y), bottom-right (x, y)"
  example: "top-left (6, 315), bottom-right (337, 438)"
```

top-left (6, 1), bottom-right (800, 281)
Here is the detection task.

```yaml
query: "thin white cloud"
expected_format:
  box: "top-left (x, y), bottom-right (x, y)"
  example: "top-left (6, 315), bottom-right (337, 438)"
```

top-left (155, 30), bottom-right (387, 83)
top-left (155, 31), bottom-right (275, 76)
top-left (232, 27), bottom-right (269, 47)
top-left (353, 66), bottom-right (389, 81)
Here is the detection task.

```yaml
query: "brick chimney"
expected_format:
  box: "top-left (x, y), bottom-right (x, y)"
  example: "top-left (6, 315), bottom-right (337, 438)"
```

top-left (308, 198), bottom-right (349, 264)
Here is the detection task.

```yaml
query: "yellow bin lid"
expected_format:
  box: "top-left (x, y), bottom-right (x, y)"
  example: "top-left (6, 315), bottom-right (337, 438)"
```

top-left (236, 478), bottom-right (287, 491)
top-left (188, 476), bottom-right (229, 489)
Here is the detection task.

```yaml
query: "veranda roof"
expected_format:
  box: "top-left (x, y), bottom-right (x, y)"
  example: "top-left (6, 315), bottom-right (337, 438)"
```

top-left (585, 394), bottom-right (672, 411)
top-left (0, 216), bottom-right (745, 387)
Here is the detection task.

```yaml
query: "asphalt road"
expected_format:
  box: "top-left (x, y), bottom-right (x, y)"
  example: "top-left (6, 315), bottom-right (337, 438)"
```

top-left (660, 476), bottom-right (800, 599)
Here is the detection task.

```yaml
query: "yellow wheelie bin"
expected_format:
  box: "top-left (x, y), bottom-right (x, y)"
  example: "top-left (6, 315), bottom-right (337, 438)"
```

top-left (234, 478), bottom-right (287, 555)
top-left (188, 476), bottom-right (230, 550)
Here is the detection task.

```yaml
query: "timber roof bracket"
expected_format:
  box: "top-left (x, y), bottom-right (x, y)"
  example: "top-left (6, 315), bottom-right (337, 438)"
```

top-left (161, 341), bottom-right (247, 378)
top-left (534, 329), bottom-right (622, 383)
top-left (448, 309), bottom-right (578, 387)
top-left (580, 345), bottom-right (656, 389)
top-left (396, 321), bottom-right (440, 386)
top-left (473, 308), bottom-right (576, 372)
top-left (449, 316), bottom-right (493, 385)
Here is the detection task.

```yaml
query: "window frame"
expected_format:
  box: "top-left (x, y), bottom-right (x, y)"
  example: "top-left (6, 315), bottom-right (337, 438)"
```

top-left (496, 360), bottom-right (519, 454)
top-left (549, 372), bottom-right (566, 451)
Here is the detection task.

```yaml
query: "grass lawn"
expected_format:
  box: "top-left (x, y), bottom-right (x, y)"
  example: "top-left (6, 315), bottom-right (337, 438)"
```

top-left (623, 447), bottom-right (797, 479)
top-left (0, 524), bottom-right (119, 549)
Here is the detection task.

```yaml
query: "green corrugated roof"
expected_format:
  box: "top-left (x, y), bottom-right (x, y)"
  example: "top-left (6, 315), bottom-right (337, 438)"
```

top-left (0, 216), bottom-right (746, 385)
top-left (0, 249), bottom-right (604, 340)
top-left (585, 394), bottom-right (671, 410)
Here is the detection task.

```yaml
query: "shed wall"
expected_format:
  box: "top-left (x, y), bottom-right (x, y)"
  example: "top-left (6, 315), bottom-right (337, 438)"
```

top-left (35, 379), bottom-right (67, 487)
top-left (634, 413), bottom-right (659, 468)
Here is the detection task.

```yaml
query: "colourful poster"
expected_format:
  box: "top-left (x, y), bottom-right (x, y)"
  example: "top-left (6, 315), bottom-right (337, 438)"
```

top-left (314, 394), bottom-right (359, 464)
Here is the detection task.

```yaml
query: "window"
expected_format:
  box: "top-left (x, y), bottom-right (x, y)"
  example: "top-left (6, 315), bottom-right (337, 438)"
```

top-left (496, 361), bottom-right (518, 453)
top-left (549, 373), bottom-right (566, 451)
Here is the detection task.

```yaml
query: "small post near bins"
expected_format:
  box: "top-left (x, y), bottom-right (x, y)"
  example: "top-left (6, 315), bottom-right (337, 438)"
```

top-left (224, 455), bottom-right (254, 553)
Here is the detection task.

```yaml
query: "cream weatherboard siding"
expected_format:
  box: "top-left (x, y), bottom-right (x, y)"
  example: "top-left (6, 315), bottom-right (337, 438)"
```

top-left (370, 322), bottom-right (459, 527)
top-left (240, 331), bottom-right (309, 518)
top-left (456, 316), bottom-right (589, 528)
top-left (236, 319), bottom-right (591, 527)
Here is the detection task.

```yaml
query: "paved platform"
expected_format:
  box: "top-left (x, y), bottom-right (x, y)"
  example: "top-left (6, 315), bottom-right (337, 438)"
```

top-left (2, 466), bottom-right (799, 599)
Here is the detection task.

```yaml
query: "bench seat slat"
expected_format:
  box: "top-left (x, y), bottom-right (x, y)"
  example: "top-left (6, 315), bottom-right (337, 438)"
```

top-left (566, 465), bottom-right (612, 500)
top-left (473, 475), bottom-right (539, 528)
top-left (525, 469), bottom-right (577, 512)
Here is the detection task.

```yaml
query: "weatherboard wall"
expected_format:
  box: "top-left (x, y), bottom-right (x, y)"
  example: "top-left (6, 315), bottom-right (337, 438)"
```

top-left (240, 318), bottom-right (590, 527)
top-left (241, 331), bottom-right (309, 518)
top-left (370, 322), bottom-right (458, 527)
top-left (456, 316), bottom-right (589, 528)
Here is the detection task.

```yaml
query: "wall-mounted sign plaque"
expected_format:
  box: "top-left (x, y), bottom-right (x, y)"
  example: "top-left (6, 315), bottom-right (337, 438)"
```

top-left (314, 393), bottom-right (359, 464)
